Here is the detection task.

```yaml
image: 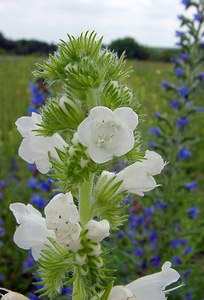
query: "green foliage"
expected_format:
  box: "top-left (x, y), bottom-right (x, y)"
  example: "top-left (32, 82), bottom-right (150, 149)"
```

top-left (37, 97), bottom-right (84, 137)
top-left (37, 239), bottom-right (74, 299)
top-left (93, 173), bottom-right (128, 230)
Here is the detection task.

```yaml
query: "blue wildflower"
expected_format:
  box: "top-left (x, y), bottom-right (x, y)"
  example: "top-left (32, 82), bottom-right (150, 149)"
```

top-left (28, 292), bottom-right (39, 300)
top-left (28, 106), bottom-right (38, 115)
top-left (149, 127), bottom-right (162, 136)
top-left (171, 239), bottom-right (180, 248)
top-left (156, 200), bottom-right (165, 210)
top-left (169, 99), bottom-right (180, 110)
top-left (153, 112), bottom-right (161, 119)
top-left (162, 81), bottom-right (171, 89)
top-left (198, 72), bottom-right (204, 81)
top-left (194, 13), bottom-right (203, 21)
top-left (0, 274), bottom-right (4, 281)
top-left (185, 293), bottom-right (193, 300)
top-left (176, 116), bottom-right (189, 128)
top-left (0, 227), bottom-right (5, 237)
top-left (149, 141), bottom-right (156, 149)
top-left (177, 86), bottom-right (189, 98)
top-left (184, 246), bottom-right (192, 255)
top-left (0, 180), bottom-right (6, 189)
top-left (178, 147), bottom-right (192, 160)
top-left (27, 177), bottom-right (38, 189)
top-left (187, 205), bottom-right (198, 218)
top-left (39, 179), bottom-right (52, 192)
top-left (31, 93), bottom-right (44, 106)
top-left (29, 82), bottom-right (38, 93)
top-left (61, 286), bottom-right (73, 295)
top-left (134, 248), bottom-right (144, 256)
top-left (186, 181), bottom-right (198, 191)
top-left (172, 256), bottom-right (182, 265)
top-left (174, 67), bottom-right (183, 77)
top-left (30, 194), bottom-right (46, 209)
top-left (28, 163), bottom-right (38, 174)
top-left (178, 15), bottom-right (185, 21)
top-left (149, 231), bottom-right (157, 241)
top-left (180, 53), bottom-right (190, 61)
top-left (182, 0), bottom-right (190, 6)
top-left (176, 31), bottom-right (185, 38)
top-left (150, 255), bottom-right (161, 267)
top-left (171, 57), bottom-right (180, 64)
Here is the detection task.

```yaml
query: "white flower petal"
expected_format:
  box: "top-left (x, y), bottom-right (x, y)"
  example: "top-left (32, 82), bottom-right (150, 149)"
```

top-left (126, 261), bottom-right (181, 300)
top-left (108, 286), bottom-right (135, 300)
top-left (88, 144), bottom-right (113, 163)
top-left (143, 150), bottom-right (166, 175)
top-left (9, 203), bottom-right (42, 224)
top-left (77, 118), bottom-right (92, 146)
top-left (18, 138), bottom-right (34, 164)
top-left (89, 106), bottom-right (113, 120)
top-left (113, 107), bottom-right (138, 130)
top-left (85, 219), bottom-right (110, 242)
top-left (112, 128), bottom-right (134, 156)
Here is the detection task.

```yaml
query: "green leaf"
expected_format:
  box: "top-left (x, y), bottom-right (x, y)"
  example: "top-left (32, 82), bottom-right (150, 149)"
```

top-left (37, 239), bottom-right (74, 299)
top-left (101, 281), bottom-right (114, 300)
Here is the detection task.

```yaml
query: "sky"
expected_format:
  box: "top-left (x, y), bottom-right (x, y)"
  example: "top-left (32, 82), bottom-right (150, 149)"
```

top-left (0, 0), bottom-right (186, 48)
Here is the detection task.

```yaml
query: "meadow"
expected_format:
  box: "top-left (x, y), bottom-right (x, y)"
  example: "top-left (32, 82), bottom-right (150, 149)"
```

top-left (0, 55), bottom-right (203, 299)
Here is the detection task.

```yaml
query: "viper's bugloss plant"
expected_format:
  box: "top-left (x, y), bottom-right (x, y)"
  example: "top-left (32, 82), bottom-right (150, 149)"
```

top-left (7, 32), bottom-right (184, 300)
top-left (110, 1), bottom-right (204, 299)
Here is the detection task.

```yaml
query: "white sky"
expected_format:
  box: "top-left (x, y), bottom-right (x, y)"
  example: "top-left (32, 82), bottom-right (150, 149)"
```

top-left (0, 0), bottom-right (186, 47)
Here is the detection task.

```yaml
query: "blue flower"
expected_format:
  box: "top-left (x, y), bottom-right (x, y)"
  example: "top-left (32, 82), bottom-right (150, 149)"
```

top-left (182, 0), bottom-right (190, 6)
top-left (169, 99), bottom-right (180, 110)
top-left (0, 180), bottom-right (6, 189)
top-left (196, 107), bottom-right (204, 112)
top-left (27, 177), bottom-right (38, 189)
top-left (0, 227), bottom-right (5, 236)
top-left (31, 93), bottom-right (44, 106)
top-left (0, 274), bottom-right (5, 281)
top-left (184, 246), bottom-right (192, 255)
top-left (162, 81), bottom-right (171, 89)
top-left (153, 112), bottom-right (161, 119)
top-left (175, 31), bottom-right (185, 38)
top-left (150, 255), bottom-right (161, 267)
top-left (177, 86), bottom-right (189, 98)
top-left (178, 147), bottom-right (192, 160)
top-left (180, 53), bottom-right (190, 61)
top-left (134, 247), bottom-right (144, 256)
top-left (29, 82), bottom-right (38, 93)
top-left (28, 163), bottom-right (38, 174)
top-left (194, 13), bottom-right (203, 21)
top-left (171, 239), bottom-right (180, 248)
top-left (28, 292), bottom-right (39, 300)
top-left (186, 181), bottom-right (198, 191)
top-left (149, 231), bottom-right (157, 241)
top-left (185, 293), bottom-right (193, 300)
top-left (187, 205), bottom-right (198, 218)
top-left (30, 194), bottom-right (46, 209)
top-left (28, 106), bottom-right (38, 115)
top-left (149, 141), bottom-right (156, 149)
top-left (149, 127), bottom-right (162, 136)
top-left (198, 72), bottom-right (204, 81)
top-left (171, 57), bottom-right (180, 64)
top-left (172, 256), bottom-right (182, 265)
top-left (156, 200), bottom-right (165, 210)
top-left (174, 67), bottom-right (183, 77)
top-left (39, 179), bottom-right (52, 192)
top-left (178, 15), bottom-right (185, 21)
top-left (176, 116), bottom-right (189, 128)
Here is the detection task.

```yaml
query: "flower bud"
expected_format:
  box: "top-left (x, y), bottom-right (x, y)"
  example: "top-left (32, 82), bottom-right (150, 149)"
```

top-left (85, 219), bottom-right (110, 242)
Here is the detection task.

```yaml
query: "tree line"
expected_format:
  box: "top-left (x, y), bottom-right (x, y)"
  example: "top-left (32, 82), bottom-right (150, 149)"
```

top-left (0, 32), bottom-right (179, 61)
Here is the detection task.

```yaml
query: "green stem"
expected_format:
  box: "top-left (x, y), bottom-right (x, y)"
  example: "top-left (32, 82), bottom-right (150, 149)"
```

top-left (79, 174), bottom-right (94, 225)
top-left (72, 275), bottom-right (84, 300)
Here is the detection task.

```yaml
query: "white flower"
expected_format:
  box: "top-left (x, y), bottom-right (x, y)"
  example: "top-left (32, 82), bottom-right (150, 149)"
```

top-left (15, 112), bottom-right (67, 174)
top-left (108, 262), bottom-right (182, 300)
top-left (85, 219), bottom-right (110, 242)
top-left (44, 193), bottom-right (82, 250)
top-left (77, 106), bottom-right (138, 163)
top-left (117, 150), bottom-right (166, 196)
top-left (9, 203), bottom-right (55, 260)
top-left (1, 290), bottom-right (29, 300)
top-left (108, 286), bottom-right (135, 300)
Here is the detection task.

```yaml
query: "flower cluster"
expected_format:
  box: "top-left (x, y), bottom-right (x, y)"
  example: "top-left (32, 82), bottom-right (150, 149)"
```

top-left (9, 32), bottom-right (181, 299)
